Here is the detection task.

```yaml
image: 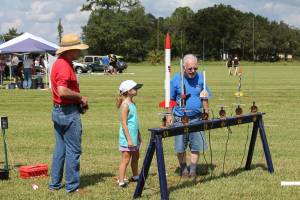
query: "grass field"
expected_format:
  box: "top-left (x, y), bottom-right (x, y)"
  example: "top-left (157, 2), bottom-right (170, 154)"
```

top-left (0, 61), bottom-right (300, 199)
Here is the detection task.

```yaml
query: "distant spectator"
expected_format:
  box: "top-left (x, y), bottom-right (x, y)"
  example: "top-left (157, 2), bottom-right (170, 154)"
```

top-left (0, 55), bottom-right (6, 85)
top-left (15, 62), bottom-right (23, 88)
top-left (39, 55), bottom-right (45, 68)
top-left (226, 55), bottom-right (233, 76)
top-left (23, 55), bottom-right (33, 89)
top-left (102, 55), bottom-right (110, 73)
top-left (34, 56), bottom-right (40, 67)
top-left (233, 55), bottom-right (240, 76)
top-left (109, 54), bottom-right (117, 74)
top-left (33, 56), bottom-right (41, 74)
top-left (102, 55), bottom-right (110, 65)
top-left (4, 65), bottom-right (9, 80)
top-left (11, 54), bottom-right (19, 79)
top-left (106, 65), bottom-right (114, 74)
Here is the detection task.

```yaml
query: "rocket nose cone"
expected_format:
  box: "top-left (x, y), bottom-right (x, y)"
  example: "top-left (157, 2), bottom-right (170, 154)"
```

top-left (165, 33), bottom-right (171, 49)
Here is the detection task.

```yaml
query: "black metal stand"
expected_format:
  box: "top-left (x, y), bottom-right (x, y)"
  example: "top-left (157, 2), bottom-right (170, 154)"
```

top-left (0, 129), bottom-right (9, 180)
top-left (1, 117), bottom-right (9, 180)
top-left (133, 112), bottom-right (274, 200)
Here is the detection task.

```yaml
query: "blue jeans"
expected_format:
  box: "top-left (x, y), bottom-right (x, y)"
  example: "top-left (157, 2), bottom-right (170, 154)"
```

top-left (49, 105), bottom-right (82, 192)
top-left (23, 68), bottom-right (32, 89)
top-left (173, 116), bottom-right (207, 153)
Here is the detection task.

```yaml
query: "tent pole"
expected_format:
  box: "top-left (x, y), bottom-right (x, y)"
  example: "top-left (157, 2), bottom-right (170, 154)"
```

top-left (44, 53), bottom-right (48, 89)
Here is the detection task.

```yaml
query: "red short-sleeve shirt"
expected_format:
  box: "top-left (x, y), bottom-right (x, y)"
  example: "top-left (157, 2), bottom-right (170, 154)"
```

top-left (51, 55), bottom-right (80, 105)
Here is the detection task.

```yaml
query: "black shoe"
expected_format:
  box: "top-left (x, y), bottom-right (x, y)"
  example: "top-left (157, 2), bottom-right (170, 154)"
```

top-left (129, 176), bottom-right (139, 182)
top-left (189, 172), bottom-right (197, 183)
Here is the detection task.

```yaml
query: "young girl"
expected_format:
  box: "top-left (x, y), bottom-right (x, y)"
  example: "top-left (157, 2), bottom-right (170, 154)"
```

top-left (116, 80), bottom-right (143, 187)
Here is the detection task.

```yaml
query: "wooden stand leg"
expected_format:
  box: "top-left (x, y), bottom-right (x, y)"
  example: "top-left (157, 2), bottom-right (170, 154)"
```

top-left (258, 118), bottom-right (274, 173)
top-left (245, 121), bottom-right (259, 170)
top-left (245, 118), bottom-right (274, 173)
top-left (155, 135), bottom-right (169, 200)
top-left (133, 136), bottom-right (156, 199)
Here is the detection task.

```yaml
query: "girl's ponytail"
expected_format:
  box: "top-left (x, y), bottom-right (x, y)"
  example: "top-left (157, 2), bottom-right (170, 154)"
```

top-left (116, 92), bottom-right (127, 108)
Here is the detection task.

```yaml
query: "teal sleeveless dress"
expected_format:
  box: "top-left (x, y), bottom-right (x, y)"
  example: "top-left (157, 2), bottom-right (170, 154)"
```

top-left (119, 102), bottom-right (140, 148)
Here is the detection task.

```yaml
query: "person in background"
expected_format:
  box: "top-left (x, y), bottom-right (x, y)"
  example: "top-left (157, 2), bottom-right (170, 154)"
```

top-left (4, 55), bottom-right (10, 80)
top-left (23, 55), bottom-right (33, 89)
top-left (109, 54), bottom-right (117, 74)
top-left (226, 55), bottom-right (233, 76)
top-left (49, 33), bottom-right (89, 193)
top-left (116, 80), bottom-right (143, 187)
top-left (233, 55), bottom-right (240, 76)
top-left (102, 55), bottom-right (110, 74)
top-left (11, 54), bottom-right (19, 82)
top-left (0, 55), bottom-right (6, 85)
top-left (34, 56), bottom-right (40, 73)
top-left (15, 61), bottom-right (23, 88)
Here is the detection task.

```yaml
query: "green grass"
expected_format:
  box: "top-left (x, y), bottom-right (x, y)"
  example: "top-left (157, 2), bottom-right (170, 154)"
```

top-left (0, 61), bottom-right (300, 199)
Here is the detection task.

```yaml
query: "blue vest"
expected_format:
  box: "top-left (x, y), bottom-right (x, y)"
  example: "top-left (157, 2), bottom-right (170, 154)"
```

top-left (119, 103), bottom-right (140, 147)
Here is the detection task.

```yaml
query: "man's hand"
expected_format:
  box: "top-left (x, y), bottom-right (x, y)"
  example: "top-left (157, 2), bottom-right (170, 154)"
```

top-left (166, 115), bottom-right (173, 126)
top-left (81, 96), bottom-right (88, 106)
top-left (80, 96), bottom-right (89, 113)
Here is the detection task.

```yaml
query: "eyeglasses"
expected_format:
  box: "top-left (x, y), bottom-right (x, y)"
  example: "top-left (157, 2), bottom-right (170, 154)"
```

top-left (186, 67), bottom-right (198, 71)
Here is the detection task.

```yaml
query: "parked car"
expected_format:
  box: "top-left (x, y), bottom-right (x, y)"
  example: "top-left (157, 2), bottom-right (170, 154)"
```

top-left (116, 59), bottom-right (127, 73)
top-left (72, 61), bottom-right (90, 74)
top-left (75, 55), bottom-right (128, 73)
top-left (87, 60), bottom-right (106, 72)
top-left (83, 55), bottom-right (102, 65)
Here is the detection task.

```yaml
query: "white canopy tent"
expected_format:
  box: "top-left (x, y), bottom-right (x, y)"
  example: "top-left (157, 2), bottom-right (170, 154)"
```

top-left (0, 32), bottom-right (58, 54)
top-left (0, 32), bottom-right (59, 88)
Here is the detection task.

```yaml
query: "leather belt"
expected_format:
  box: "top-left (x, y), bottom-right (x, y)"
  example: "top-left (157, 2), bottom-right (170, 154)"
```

top-left (53, 104), bottom-right (79, 108)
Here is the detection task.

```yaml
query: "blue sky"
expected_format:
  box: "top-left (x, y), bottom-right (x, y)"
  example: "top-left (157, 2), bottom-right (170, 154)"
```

top-left (1, 0), bottom-right (299, 43)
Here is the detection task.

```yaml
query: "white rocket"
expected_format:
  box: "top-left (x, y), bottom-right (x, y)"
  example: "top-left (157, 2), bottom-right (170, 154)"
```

top-left (159, 33), bottom-right (176, 109)
top-left (165, 33), bottom-right (171, 108)
top-left (200, 70), bottom-right (209, 99)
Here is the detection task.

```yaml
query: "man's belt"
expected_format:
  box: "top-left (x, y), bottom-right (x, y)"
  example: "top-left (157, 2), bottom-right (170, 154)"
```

top-left (53, 104), bottom-right (79, 108)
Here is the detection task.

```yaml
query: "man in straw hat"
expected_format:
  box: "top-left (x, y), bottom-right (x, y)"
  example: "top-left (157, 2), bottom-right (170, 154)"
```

top-left (49, 33), bottom-right (89, 193)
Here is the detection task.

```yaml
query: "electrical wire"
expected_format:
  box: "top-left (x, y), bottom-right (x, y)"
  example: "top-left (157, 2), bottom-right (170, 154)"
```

top-left (207, 108), bottom-right (216, 179)
top-left (208, 130), bottom-right (213, 179)
top-left (222, 126), bottom-right (232, 174)
top-left (240, 124), bottom-right (250, 168)
top-left (200, 132), bottom-right (209, 172)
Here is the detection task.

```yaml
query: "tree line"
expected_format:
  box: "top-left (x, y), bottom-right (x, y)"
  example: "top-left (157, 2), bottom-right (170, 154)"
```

top-left (1, 1), bottom-right (299, 62)
top-left (81, 1), bottom-right (300, 62)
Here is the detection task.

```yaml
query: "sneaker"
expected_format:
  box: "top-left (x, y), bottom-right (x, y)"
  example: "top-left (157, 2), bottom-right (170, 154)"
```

top-left (117, 179), bottom-right (129, 184)
top-left (180, 167), bottom-right (189, 179)
top-left (119, 182), bottom-right (128, 188)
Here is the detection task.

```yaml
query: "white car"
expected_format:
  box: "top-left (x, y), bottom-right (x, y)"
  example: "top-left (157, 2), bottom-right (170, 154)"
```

top-left (72, 61), bottom-right (91, 74)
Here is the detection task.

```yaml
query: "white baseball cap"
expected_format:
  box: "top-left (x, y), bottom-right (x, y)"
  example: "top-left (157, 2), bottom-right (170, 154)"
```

top-left (119, 80), bottom-right (143, 93)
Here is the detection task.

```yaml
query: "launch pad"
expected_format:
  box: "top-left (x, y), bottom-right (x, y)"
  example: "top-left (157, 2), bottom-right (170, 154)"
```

top-left (133, 112), bottom-right (273, 200)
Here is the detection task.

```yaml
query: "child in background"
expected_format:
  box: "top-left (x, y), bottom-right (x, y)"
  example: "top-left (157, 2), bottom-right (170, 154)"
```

top-left (116, 80), bottom-right (143, 187)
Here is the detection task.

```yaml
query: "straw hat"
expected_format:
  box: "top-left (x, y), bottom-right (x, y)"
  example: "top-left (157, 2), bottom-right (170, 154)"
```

top-left (56, 33), bottom-right (89, 55)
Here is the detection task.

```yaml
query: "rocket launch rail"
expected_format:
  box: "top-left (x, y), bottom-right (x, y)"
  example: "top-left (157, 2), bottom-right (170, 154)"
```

top-left (133, 112), bottom-right (274, 200)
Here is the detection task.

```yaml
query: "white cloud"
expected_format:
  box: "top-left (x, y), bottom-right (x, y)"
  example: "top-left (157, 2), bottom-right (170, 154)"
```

top-left (27, 12), bottom-right (57, 22)
top-left (0, 0), bottom-right (299, 44)
top-left (65, 6), bottom-right (90, 24)
top-left (1, 19), bottom-right (22, 32)
top-left (141, 0), bottom-right (212, 16)
top-left (283, 14), bottom-right (300, 28)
